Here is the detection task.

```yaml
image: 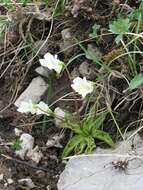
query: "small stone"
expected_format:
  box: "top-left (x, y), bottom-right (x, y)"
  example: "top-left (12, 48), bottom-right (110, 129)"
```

top-left (0, 174), bottom-right (4, 181)
top-left (4, 183), bottom-right (8, 187)
top-left (27, 146), bottom-right (43, 164)
top-left (15, 76), bottom-right (48, 108)
top-left (54, 107), bottom-right (66, 128)
top-left (79, 61), bottom-right (96, 80)
top-left (35, 66), bottom-right (51, 78)
top-left (71, 67), bottom-right (79, 79)
top-left (36, 170), bottom-right (45, 179)
top-left (14, 128), bottom-right (22, 136)
top-left (46, 185), bottom-right (50, 190)
top-left (15, 133), bottom-right (34, 160)
top-left (46, 134), bottom-right (63, 148)
top-left (7, 178), bottom-right (14, 185)
top-left (60, 28), bottom-right (75, 56)
top-left (87, 44), bottom-right (102, 60)
top-left (18, 178), bottom-right (35, 188)
top-left (61, 28), bottom-right (72, 40)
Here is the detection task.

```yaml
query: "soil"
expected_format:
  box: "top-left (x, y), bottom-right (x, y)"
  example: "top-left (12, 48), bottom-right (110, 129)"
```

top-left (0, 0), bottom-right (142, 190)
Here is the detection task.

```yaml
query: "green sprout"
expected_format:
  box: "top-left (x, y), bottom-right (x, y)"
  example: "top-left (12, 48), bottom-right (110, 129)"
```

top-left (12, 139), bottom-right (22, 151)
top-left (109, 17), bottom-right (131, 44)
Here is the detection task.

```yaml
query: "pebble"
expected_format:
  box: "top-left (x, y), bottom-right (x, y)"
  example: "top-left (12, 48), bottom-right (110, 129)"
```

top-left (15, 76), bottom-right (48, 108)
top-left (15, 133), bottom-right (34, 159)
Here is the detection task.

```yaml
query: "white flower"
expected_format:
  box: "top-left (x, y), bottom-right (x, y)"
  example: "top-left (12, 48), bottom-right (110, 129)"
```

top-left (71, 77), bottom-right (94, 98)
top-left (17, 100), bottom-right (37, 114)
top-left (39, 52), bottom-right (64, 74)
top-left (36, 101), bottom-right (52, 115)
top-left (17, 100), bottom-right (52, 116)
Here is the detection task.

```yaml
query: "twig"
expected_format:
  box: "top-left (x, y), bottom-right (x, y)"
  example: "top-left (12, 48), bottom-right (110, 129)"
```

top-left (0, 154), bottom-right (53, 172)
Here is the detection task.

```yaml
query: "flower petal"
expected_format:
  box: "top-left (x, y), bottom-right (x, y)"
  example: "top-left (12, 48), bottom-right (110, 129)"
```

top-left (36, 101), bottom-right (51, 115)
top-left (71, 77), bottom-right (94, 98)
top-left (39, 52), bottom-right (64, 74)
top-left (39, 59), bottom-right (48, 67)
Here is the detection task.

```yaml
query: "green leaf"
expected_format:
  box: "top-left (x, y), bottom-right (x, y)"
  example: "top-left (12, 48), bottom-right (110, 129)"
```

top-left (62, 134), bottom-right (96, 158)
top-left (11, 139), bottom-right (22, 151)
top-left (109, 18), bottom-right (130, 34)
top-left (62, 135), bottom-right (84, 158)
top-left (92, 129), bottom-right (115, 148)
top-left (129, 74), bottom-right (143, 90)
top-left (21, 0), bottom-right (29, 6)
top-left (115, 34), bottom-right (122, 44)
top-left (89, 24), bottom-right (100, 38)
top-left (84, 137), bottom-right (96, 154)
top-left (129, 0), bottom-right (143, 21)
top-left (83, 111), bottom-right (108, 133)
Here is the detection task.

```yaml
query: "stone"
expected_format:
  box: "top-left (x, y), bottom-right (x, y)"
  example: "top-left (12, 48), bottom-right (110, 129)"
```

top-left (46, 134), bottom-right (63, 148)
top-left (14, 76), bottom-right (48, 107)
top-left (15, 133), bottom-right (34, 160)
top-left (27, 145), bottom-right (43, 164)
top-left (0, 174), bottom-right (4, 181)
top-left (35, 66), bottom-right (51, 78)
top-left (7, 178), bottom-right (14, 185)
top-left (14, 128), bottom-right (22, 136)
top-left (71, 67), bottom-right (79, 79)
top-left (86, 44), bottom-right (102, 60)
top-left (54, 107), bottom-right (66, 128)
top-left (58, 133), bottom-right (143, 190)
top-left (78, 61), bottom-right (96, 80)
top-left (36, 170), bottom-right (45, 179)
top-left (60, 28), bottom-right (75, 56)
top-left (18, 178), bottom-right (35, 188)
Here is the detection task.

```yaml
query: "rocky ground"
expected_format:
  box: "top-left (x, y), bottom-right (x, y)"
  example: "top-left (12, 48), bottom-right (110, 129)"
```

top-left (0, 0), bottom-right (143, 189)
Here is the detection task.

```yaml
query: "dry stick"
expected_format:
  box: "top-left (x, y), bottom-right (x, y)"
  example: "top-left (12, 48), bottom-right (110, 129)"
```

top-left (0, 41), bottom-right (23, 79)
top-left (57, 33), bottom-right (113, 54)
top-left (0, 45), bottom-right (30, 62)
top-left (0, 75), bottom-right (20, 113)
top-left (0, 2), bottom-right (46, 6)
top-left (0, 154), bottom-right (53, 173)
top-left (127, 32), bottom-right (143, 39)
top-left (25, 0), bottom-right (60, 66)
top-left (49, 92), bottom-right (75, 107)
top-left (127, 125), bottom-right (143, 141)
top-left (109, 51), bottom-right (143, 65)
top-left (1, 26), bottom-right (8, 70)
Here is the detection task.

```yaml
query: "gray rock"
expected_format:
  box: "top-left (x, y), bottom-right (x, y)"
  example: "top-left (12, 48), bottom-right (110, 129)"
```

top-left (35, 66), bottom-right (51, 78)
top-left (15, 133), bottom-right (34, 160)
top-left (79, 61), bottom-right (96, 80)
top-left (46, 133), bottom-right (63, 148)
top-left (15, 76), bottom-right (48, 107)
top-left (27, 145), bottom-right (43, 164)
top-left (86, 44), bottom-right (102, 60)
top-left (71, 67), bottom-right (79, 79)
top-left (60, 28), bottom-right (75, 56)
top-left (58, 133), bottom-right (143, 190)
top-left (18, 178), bottom-right (36, 188)
top-left (54, 107), bottom-right (66, 128)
